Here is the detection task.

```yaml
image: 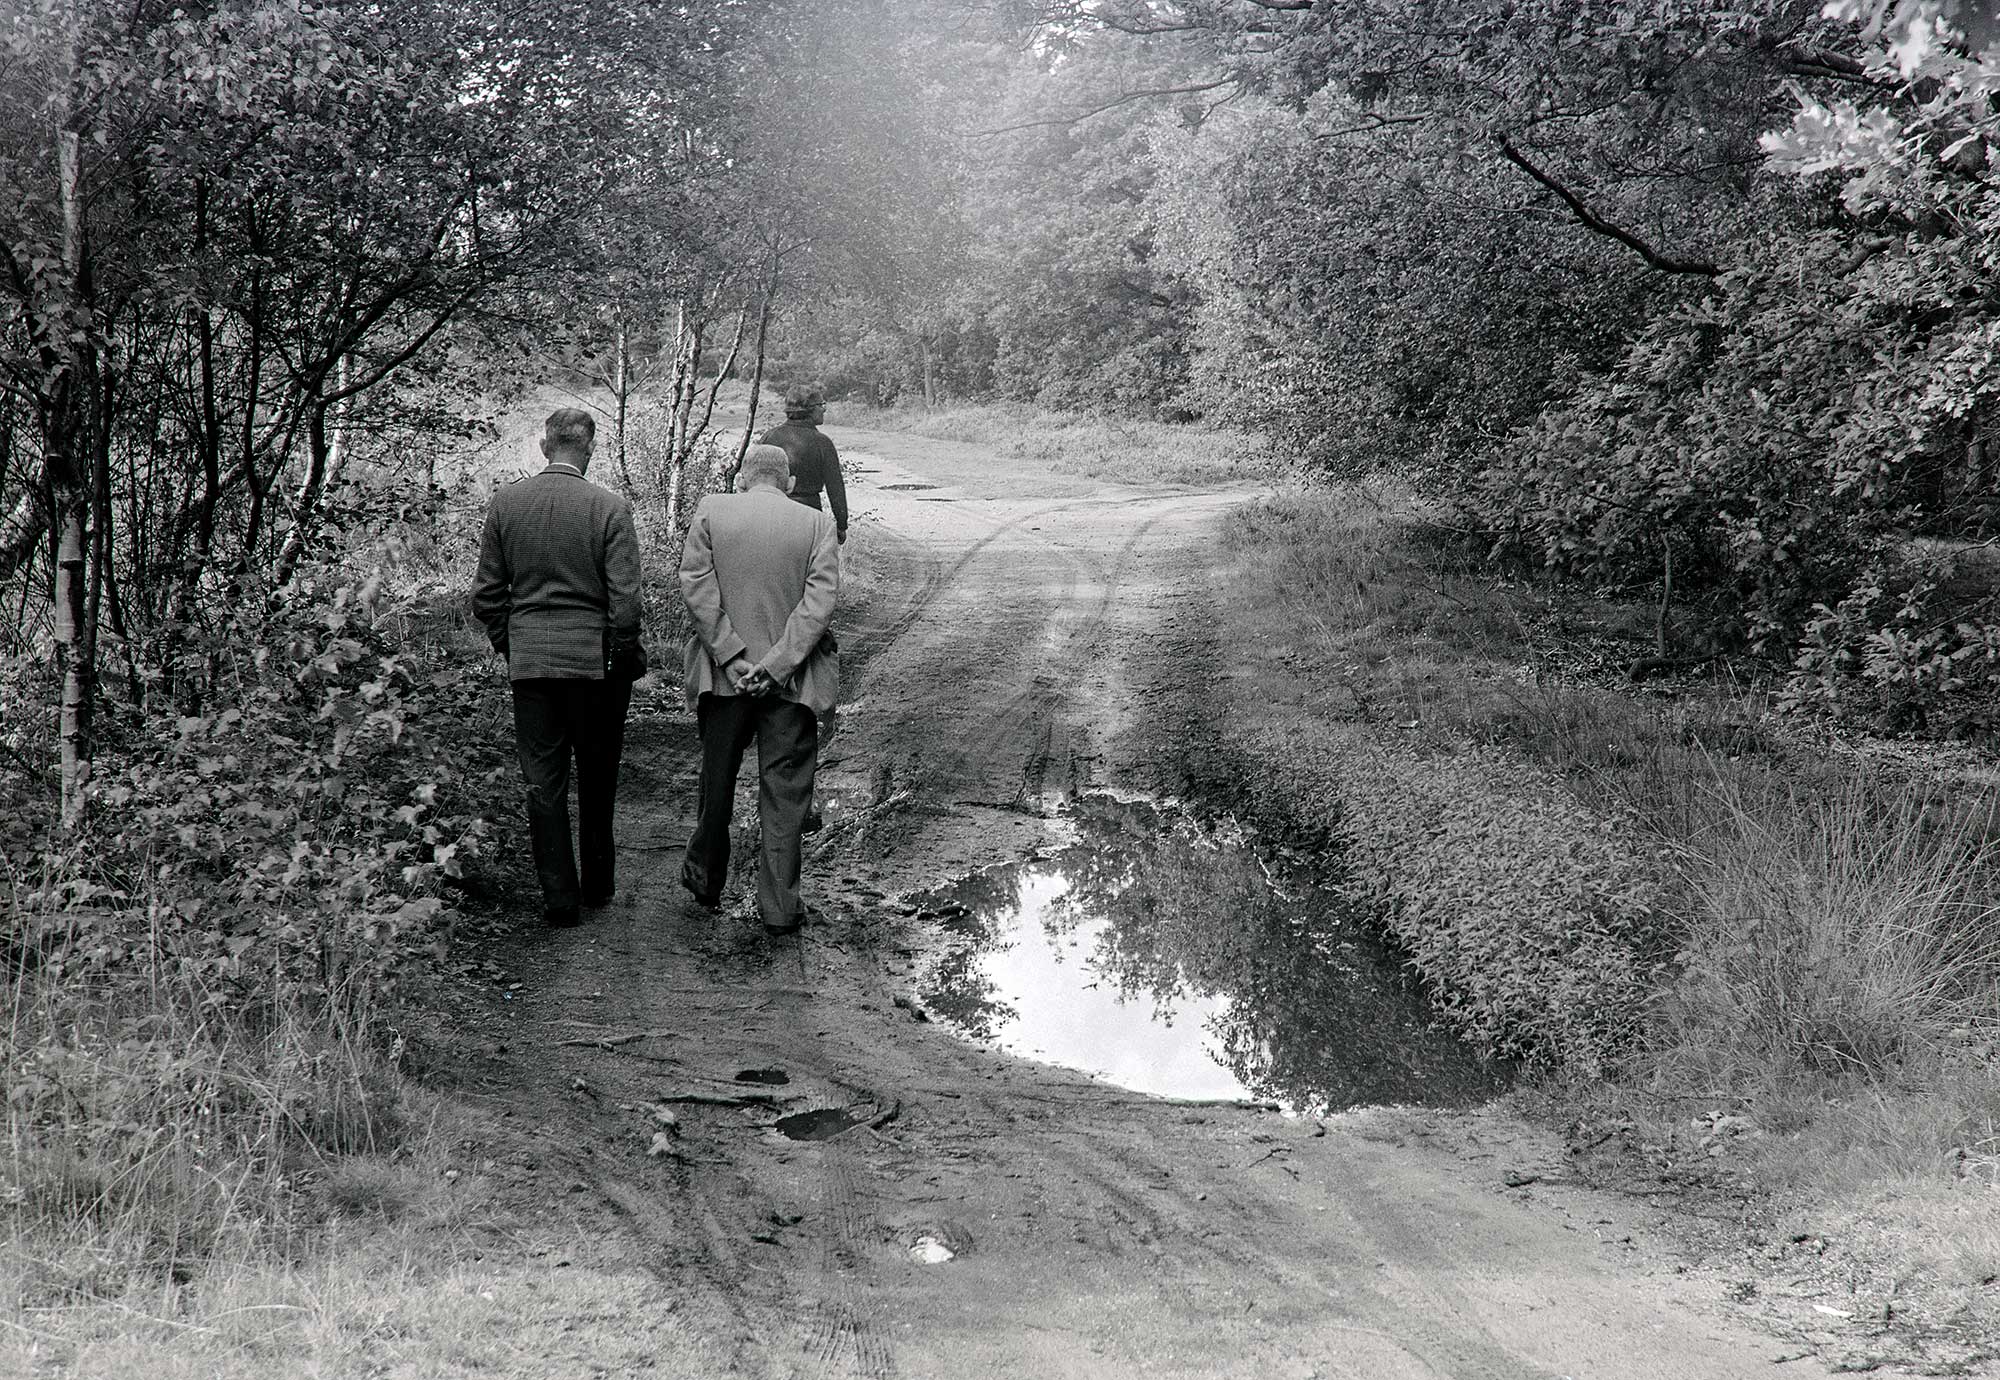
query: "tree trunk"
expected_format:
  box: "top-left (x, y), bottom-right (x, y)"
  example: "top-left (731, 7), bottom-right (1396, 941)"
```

top-left (613, 320), bottom-right (632, 494)
top-left (918, 335), bottom-right (938, 410)
top-left (54, 502), bottom-right (91, 823)
top-left (273, 358), bottom-right (350, 585)
top-left (729, 255), bottom-right (782, 489)
top-left (53, 103), bottom-right (97, 825)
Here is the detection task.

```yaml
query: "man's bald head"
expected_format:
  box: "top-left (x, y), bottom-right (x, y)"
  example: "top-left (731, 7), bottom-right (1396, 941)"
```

top-left (738, 444), bottom-right (793, 493)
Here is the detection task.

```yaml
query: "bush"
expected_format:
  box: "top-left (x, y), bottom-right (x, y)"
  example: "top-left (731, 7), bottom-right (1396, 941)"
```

top-left (3, 506), bottom-right (511, 1301)
top-left (1465, 230), bottom-right (2000, 733)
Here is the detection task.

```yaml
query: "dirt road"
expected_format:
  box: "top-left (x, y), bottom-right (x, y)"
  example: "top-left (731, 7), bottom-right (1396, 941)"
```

top-left (445, 429), bottom-right (1840, 1378)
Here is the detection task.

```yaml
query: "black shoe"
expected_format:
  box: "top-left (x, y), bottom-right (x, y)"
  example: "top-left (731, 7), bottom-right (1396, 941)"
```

top-left (545, 905), bottom-right (581, 928)
top-left (681, 878), bottom-right (720, 908)
top-left (801, 809), bottom-right (823, 836)
top-left (582, 889), bottom-right (615, 908)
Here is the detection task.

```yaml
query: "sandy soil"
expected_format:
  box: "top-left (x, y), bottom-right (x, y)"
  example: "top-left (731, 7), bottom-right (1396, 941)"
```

top-left (432, 428), bottom-right (1854, 1378)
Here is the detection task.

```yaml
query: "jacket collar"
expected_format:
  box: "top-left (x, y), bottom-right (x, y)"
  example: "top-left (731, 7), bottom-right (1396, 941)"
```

top-left (541, 462), bottom-right (586, 478)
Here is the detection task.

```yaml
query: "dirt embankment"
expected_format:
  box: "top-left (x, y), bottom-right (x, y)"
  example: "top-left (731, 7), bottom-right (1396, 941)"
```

top-left (417, 427), bottom-right (1872, 1378)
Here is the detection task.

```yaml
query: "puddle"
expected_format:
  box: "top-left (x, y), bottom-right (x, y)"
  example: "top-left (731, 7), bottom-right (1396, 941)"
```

top-left (735, 1068), bottom-right (790, 1086)
top-left (774, 1106), bottom-right (868, 1141)
top-left (879, 482), bottom-right (938, 490)
top-left (914, 795), bottom-right (1508, 1115)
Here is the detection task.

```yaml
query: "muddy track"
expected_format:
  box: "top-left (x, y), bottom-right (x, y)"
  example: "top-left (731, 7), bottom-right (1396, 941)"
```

top-left (454, 427), bottom-right (1843, 1379)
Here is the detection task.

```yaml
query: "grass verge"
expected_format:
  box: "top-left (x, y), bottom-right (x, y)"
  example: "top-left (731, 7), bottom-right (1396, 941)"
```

top-left (831, 399), bottom-right (1270, 486)
top-left (1219, 475), bottom-right (2000, 1361)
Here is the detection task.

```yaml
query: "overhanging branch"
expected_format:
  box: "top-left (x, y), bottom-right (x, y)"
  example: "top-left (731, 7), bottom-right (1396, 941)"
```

top-left (1496, 135), bottom-right (1720, 278)
top-left (972, 79), bottom-right (1237, 137)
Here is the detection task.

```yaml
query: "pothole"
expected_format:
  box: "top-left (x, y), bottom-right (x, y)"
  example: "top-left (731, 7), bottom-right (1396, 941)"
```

top-left (911, 794), bottom-right (1509, 1115)
top-left (735, 1068), bottom-right (790, 1086)
top-left (773, 1106), bottom-right (868, 1141)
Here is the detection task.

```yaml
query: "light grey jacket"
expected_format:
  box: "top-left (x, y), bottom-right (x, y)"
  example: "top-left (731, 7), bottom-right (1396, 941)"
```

top-left (678, 489), bottom-right (840, 714)
top-left (471, 464), bottom-right (642, 680)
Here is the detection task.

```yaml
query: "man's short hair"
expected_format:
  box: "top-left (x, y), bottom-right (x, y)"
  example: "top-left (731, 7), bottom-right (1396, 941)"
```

top-left (544, 408), bottom-right (596, 454)
top-left (782, 384), bottom-right (825, 418)
top-left (739, 444), bottom-right (792, 491)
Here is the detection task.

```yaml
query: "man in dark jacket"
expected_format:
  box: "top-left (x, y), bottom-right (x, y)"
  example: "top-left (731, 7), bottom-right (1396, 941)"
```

top-left (471, 407), bottom-right (645, 927)
top-left (758, 385), bottom-right (848, 544)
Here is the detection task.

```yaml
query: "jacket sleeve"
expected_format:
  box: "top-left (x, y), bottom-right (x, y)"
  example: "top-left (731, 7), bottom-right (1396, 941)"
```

top-left (470, 504), bottom-right (511, 653)
top-left (821, 435), bottom-right (848, 536)
top-left (604, 496), bottom-right (643, 652)
top-left (677, 499), bottom-right (749, 667)
top-left (759, 511), bottom-right (840, 683)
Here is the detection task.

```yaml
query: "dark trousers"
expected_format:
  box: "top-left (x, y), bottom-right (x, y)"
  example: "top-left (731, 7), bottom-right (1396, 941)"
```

top-left (682, 693), bottom-right (818, 924)
top-left (512, 677), bottom-right (632, 912)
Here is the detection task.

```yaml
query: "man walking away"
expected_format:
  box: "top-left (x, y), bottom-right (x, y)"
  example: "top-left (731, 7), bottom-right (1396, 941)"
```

top-left (472, 407), bottom-right (645, 928)
top-left (759, 385), bottom-right (848, 545)
top-left (678, 444), bottom-right (840, 934)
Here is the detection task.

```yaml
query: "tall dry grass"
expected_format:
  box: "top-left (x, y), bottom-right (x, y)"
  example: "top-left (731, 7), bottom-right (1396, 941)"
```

top-left (1657, 778), bottom-right (2000, 1079)
top-left (4, 936), bottom-right (411, 1301)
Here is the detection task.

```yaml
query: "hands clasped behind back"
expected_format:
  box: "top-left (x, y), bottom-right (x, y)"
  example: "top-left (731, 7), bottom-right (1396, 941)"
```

top-left (726, 655), bottom-right (781, 698)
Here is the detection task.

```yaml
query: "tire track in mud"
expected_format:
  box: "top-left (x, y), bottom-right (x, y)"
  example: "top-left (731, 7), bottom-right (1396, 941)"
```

top-left (842, 502), bottom-right (1172, 805)
top-left (800, 1145), bottom-right (894, 1379)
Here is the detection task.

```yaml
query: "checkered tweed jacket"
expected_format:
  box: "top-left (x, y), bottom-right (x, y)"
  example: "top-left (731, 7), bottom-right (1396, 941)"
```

top-left (471, 464), bottom-right (642, 680)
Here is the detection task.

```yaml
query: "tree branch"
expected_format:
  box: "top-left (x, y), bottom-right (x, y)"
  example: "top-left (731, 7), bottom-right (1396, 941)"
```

top-left (1495, 136), bottom-right (1720, 277)
top-left (1833, 233), bottom-right (1899, 274)
top-left (1313, 111), bottom-right (1428, 140)
top-left (973, 79), bottom-right (1237, 137)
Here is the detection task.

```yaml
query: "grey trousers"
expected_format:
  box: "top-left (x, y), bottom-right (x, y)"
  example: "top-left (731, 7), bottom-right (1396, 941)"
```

top-left (682, 693), bottom-right (819, 925)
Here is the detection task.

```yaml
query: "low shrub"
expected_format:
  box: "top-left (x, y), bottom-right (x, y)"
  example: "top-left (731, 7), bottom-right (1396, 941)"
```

top-left (1245, 714), bottom-right (1670, 1072)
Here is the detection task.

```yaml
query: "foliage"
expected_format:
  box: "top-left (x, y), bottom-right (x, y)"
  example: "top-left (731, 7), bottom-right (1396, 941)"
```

top-left (1150, 92), bottom-right (1666, 475)
top-left (1461, 0), bottom-right (2000, 719)
top-left (1326, 736), bottom-right (1671, 1072)
top-left (11, 540), bottom-right (500, 1016)
top-left (3, 477), bottom-right (512, 1300)
top-left (875, 0), bottom-right (2000, 730)
top-left (1784, 567), bottom-right (2000, 729)
top-left (0, 0), bottom-right (752, 809)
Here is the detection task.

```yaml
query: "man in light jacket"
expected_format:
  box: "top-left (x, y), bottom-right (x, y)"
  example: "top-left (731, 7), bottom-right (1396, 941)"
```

top-left (471, 407), bottom-right (644, 928)
top-left (678, 443), bottom-right (840, 933)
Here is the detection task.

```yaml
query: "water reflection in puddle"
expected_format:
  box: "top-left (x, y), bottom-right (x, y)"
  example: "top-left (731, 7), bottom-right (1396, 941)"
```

top-left (915, 795), bottom-right (1508, 1114)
